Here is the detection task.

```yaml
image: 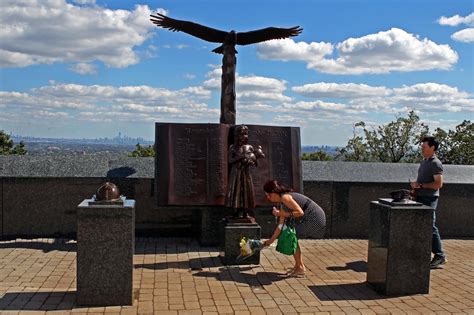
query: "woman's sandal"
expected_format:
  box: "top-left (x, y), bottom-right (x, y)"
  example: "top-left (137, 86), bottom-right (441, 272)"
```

top-left (285, 267), bottom-right (296, 275)
top-left (288, 269), bottom-right (306, 278)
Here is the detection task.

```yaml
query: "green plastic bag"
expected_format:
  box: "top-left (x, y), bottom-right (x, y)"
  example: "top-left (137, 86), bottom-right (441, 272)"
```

top-left (276, 225), bottom-right (297, 255)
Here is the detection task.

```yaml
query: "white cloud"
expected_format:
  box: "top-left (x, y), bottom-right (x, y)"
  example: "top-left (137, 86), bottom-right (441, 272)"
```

top-left (289, 82), bottom-right (474, 114)
top-left (237, 76), bottom-right (291, 103)
top-left (392, 83), bottom-right (470, 98)
top-left (1, 78), bottom-right (471, 142)
top-left (0, 90), bottom-right (94, 110)
top-left (256, 38), bottom-right (333, 62)
top-left (282, 100), bottom-right (350, 112)
top-left (438, 12), bottom-right (474, 43)
top-left (69, 63), bottom-right (98, 75)
top-left (36, 110), bottom-right (70, 118)
top-left (391, 83), bottom-right (474, 113)
top-left (119, 103), bottom-right (180, 113)
top-left (0, 81), bottom-right (219, 126)
top-left (34, 83), bottom-right (211, 103)
top-left (3, 79), bottom-right (471, 131)
top-left (257, 28), bottom-right (458, 74)
top-left (0, 1), bottom-right (164, 68)
top-left (451, 28), bottom-right (474, 43)
top-left (203, 69), bottom-right (291, 104)
top-left (240, 103), bottom-right (274, 112)
top-left (272, 115), bottom-right (307, 126)
top-left (73, 0), bottom-right (96, 5)
top-left (292, 83), bottom-right (390, 98)
top-left (438, 13), bottom-right (474, 26)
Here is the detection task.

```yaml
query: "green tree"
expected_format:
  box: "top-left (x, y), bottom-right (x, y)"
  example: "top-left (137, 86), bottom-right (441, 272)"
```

top-left (433, 120), bottom-right (473, 165)
top-left (302, 150), bottom-right (333, 161)
top-left (0, 130), bottom-right (27, 155)
top-left (129, 143), bottom-right (155, 157)
top-left (335, 131), bottom-right (371, 162)
top-left (431, 127), bottom-right (450, 163)
top-left (337, 111), bottom-right (429, 163)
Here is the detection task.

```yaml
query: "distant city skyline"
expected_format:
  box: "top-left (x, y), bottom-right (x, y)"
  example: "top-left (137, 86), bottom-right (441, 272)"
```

top-left (11, 132), bottom-right (153, 145)
top-left (0, 1), bottom-right (472, 146)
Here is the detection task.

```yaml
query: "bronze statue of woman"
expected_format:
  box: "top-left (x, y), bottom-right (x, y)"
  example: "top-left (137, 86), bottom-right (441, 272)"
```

top-left (225, 125), bottom-right (264, 218)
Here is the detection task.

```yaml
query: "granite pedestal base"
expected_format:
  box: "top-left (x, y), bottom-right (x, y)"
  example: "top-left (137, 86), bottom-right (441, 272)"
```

top-left (220, 219), bottom-right (261, 265)
top-left (77, 199), bottom-right (135, 306)
top-left (367, 199), bottom-right (433, 295)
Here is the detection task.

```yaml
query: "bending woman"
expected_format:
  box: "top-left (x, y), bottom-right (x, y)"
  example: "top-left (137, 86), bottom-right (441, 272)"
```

top-left (263, 179), bottom-right (326, 276)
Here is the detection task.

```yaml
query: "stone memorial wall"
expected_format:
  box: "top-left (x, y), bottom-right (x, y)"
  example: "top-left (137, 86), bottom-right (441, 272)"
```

top-left (0, 156), bottom-right (472, 239)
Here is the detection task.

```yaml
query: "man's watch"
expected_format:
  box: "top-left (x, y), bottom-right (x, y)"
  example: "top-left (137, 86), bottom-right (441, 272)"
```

top-left (419, 183), bottom-right (423, 188)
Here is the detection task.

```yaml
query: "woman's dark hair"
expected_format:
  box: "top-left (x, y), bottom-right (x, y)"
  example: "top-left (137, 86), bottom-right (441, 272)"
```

top-left (421, 136), bottom-right (439, 151)
top-left (263, 179), bottom-right (294, 194)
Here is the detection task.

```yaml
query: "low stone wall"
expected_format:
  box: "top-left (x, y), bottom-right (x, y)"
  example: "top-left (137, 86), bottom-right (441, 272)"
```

top-left (1, 156), bottom-right (473, 240)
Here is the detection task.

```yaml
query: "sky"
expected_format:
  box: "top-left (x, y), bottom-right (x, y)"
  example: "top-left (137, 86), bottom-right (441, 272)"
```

top-left (0, 0), bottom-right (473, 146)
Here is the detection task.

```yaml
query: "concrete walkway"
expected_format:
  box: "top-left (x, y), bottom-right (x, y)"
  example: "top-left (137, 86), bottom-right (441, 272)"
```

top-left (0, 238), bottom-right (473, 314)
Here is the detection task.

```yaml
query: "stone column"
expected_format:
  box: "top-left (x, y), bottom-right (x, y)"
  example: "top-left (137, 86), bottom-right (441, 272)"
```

top-left (367, 198), bottom-right (433, 295)
top-left (77, 199), bottom-right (135, 306)
top-left (220, 219), bottom-right (261, 265)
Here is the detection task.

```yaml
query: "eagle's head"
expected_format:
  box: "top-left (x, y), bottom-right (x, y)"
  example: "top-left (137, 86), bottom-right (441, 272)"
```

top-left (226, 30), bottom-right (237, 45)
top-left (212, 30), bottom-right (238, 54)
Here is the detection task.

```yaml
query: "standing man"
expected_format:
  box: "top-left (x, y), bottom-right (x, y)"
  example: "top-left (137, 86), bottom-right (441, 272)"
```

top-left (411, 136), bottom-right (446, 269)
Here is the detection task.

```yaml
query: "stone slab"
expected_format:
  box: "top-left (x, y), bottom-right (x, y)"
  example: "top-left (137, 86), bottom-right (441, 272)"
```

top-left (220, 221), bottom-right (261, 265)
top-left (436, 184), bottom-right (474, 237)
top-left (378, 198), bottom-right (422, 207)
top-left (3, 178), bottom-right (102, 237)
top-left (1, 156), bottom-right (472, 184)
top-left (0, 155), bottom-right (153, 178)
top-left (302, 160), bottom-right (474, 184)
top-left (367, 200), bottom-right (433, 295)
top-left (329, 182), bottom-right (415, 238)
top-left (76, 199), bottom-right (135, 306)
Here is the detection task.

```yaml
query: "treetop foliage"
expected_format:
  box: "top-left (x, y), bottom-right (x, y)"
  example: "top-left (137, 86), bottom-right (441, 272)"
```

top-left (335, 111), bottom-right (472, 165)
top-left (0, 130), bottom-right (27, 155)
top-left (129, 143), bottom-right (155, 157)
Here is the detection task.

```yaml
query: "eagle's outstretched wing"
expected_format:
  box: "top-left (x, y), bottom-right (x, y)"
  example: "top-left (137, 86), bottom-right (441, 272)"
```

top-left (236, 26), bottom-right (302, 45)
top-left (150, 13), bottom-right (228, 43)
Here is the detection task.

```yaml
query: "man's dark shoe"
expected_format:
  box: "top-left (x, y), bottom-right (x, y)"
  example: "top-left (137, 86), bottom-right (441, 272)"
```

top-left (430, 255), bottom-right (447, 269)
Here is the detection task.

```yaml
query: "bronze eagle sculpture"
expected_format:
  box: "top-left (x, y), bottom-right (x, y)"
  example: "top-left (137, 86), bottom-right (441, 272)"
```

top-left (149, 13), bottom-right (303, 124)
top-left (150, 13), bottom-right (302, 54)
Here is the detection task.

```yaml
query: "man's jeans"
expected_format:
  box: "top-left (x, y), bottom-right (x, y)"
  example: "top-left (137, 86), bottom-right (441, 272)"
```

top-left (416, 195), bottom-right (445, 258)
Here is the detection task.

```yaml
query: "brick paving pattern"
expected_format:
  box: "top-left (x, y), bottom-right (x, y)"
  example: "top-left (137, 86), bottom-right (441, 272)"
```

top-left (0, 238), bottom-right (473, 314)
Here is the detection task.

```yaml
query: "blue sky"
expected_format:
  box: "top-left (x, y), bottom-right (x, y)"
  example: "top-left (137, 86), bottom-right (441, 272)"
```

top-left (0, 0), bottom-right (472, 145)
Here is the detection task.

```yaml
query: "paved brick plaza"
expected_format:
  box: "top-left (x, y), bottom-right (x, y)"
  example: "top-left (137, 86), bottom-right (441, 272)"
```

top-left (1, 238), bottom-right (473, 314)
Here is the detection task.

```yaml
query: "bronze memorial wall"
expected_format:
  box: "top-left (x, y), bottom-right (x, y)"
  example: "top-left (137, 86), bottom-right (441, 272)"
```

top-left (155, 123), bottom-right (302, 207)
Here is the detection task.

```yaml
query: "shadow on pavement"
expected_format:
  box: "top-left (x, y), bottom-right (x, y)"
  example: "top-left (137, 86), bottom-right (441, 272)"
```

top-left (0, 238), bottom-right (205, 254)
top-left (193, 266), bottom-right (287, 286)
top-left (135, 256), bottom-right (223, 270)
top-left (0, 291), bottom-right (76, 311)
top-left (0, 240), bottom-right (76, 253)
top-left (309, 282), bottom-right (383, 301)
top-left (326, 260), bottom-right (367, 272)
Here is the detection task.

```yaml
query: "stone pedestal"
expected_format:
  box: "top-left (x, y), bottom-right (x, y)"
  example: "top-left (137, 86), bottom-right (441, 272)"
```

top-left (367, 198), bottom-right (433, 295)
top-left (220, 219), bottom-right (261, 265)
top-left (77, 199), bottom-right (135, 306)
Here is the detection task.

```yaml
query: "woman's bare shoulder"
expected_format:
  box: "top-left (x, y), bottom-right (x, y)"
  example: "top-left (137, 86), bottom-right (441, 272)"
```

top-left (281, 193), bottom-right (294, 202)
